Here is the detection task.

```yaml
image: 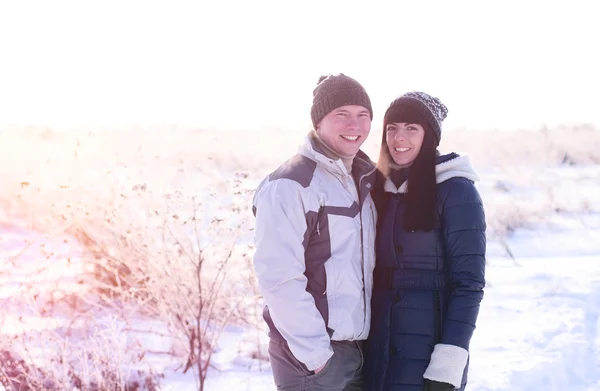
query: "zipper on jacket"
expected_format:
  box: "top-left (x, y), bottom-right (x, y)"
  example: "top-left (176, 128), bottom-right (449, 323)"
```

top-left (356, 166), bottom-right (376, 338)
top-left (316, 220), bottom-right (320, 235)
top-left (358, 213), bottom-right (367, 337)
top-left (433, 291), bottom-right (441, 343)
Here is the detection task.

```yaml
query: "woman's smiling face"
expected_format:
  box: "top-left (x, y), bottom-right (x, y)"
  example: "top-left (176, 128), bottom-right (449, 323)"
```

top-left (385, 122), bottom-right (425, 165)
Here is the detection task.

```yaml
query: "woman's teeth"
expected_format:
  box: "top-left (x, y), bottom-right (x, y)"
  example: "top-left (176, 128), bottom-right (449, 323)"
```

top-left (341, 135), bottom-right (359, 141)
top-left (395, 147), bottom-right (411, 152)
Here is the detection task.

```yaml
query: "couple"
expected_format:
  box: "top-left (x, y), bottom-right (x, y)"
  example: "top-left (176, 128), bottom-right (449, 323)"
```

top-left (252, 74), bottom-right (486, 391)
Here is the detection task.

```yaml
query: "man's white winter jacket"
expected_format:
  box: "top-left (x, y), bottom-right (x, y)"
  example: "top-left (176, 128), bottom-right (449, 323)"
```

top-left (252, 134), bottom-right (377, 371)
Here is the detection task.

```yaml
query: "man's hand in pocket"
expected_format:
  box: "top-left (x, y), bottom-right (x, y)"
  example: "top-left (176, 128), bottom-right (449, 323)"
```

top-left (314, 358), bottom-right (329, 374)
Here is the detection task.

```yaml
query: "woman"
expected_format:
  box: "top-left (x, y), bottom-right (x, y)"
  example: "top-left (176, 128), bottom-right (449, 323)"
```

top-left (364, 92), bottom-right (486, 391)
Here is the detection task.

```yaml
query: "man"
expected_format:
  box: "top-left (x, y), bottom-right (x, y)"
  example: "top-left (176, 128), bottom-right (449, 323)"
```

top-left (252, 73), bottom-right (378, 390)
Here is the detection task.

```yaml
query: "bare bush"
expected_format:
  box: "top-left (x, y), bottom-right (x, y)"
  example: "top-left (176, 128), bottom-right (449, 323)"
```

top-left (138, 183), bottom-right (251, 390)
top-left (0, 148), bottom-right (258, 389)
top-left (487, 202), bottom-right (542, 239)
top-left (0, 313), bottom-right (162, 391)
top-left (47, 171), bottom-right (255, 390)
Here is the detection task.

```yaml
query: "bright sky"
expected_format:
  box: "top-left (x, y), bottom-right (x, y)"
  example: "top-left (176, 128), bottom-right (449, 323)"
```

top-left (0, 0), bottom-right (598, 131)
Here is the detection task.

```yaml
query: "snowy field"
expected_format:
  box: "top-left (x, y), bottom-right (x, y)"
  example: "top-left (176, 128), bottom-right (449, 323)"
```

top-left (3, 200), bottom-right (600, 390)
top-left (1, 127), bottom-right (599, 390)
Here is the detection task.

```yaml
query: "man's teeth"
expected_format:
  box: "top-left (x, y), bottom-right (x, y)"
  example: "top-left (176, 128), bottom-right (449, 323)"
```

top-left (341, 135), bottom-right (359, 141)
top-left (395, 147), bottom-right (410, 152)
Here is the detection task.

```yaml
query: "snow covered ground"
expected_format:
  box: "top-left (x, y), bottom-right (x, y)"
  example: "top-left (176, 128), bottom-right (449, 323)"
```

top-left (1, 164), bottom-right (600, 390)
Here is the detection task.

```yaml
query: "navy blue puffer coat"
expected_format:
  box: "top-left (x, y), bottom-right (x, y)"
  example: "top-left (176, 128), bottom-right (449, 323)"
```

top-left (364, 154), bottom-right (486, 391)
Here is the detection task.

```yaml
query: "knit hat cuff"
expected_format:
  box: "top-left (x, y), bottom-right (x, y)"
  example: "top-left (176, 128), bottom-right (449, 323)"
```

top-left (310, 74), bottom-right (372, 129)
top-left (385, 97), bottom-right (442, 144)
top-left (311, 89), bottom-right (373, 127)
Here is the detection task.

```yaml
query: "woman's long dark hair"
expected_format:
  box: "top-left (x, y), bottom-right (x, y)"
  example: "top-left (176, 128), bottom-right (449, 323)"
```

top-left (374, 122), bottom-right (438, 232)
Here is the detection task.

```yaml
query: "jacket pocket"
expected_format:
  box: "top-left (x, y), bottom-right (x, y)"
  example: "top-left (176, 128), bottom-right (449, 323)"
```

top-left (323, 259), bottom-right (337, 334)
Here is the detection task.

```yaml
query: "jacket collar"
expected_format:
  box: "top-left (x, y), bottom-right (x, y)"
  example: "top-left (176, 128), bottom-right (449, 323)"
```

top-left (298, 132), bottom-right (376, 180)
top-left (384, 153), bottom-right (479, 194)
